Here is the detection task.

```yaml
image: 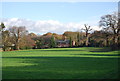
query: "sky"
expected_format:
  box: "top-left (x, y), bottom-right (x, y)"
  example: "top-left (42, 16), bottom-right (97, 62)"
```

top-left (0, 2), bottom-right (118, 35)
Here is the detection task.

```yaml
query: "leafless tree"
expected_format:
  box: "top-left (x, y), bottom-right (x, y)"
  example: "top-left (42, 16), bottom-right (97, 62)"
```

top-left (9, 26), bottom-right (28, 50)
top-left (99, 12), bottom-right (120, 48)
top-left (82, 24), bottom-right (92, 46)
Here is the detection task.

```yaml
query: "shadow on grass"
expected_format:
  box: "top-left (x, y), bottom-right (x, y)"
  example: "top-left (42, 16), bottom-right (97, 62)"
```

top-left (89, 47), bottom-right (113, 52)
top-left (2, 57), bottom-right (119, 79)
top-left (16, 49), bottom-right (85, 53)
top-left (38, 49), bottom-right (85, 52)
top-left (2, 56), bottom-right (119, 59)
top-left (70, 54), bottom-right (120, 56)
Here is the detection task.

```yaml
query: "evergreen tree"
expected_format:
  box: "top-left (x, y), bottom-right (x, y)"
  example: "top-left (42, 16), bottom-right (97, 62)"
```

top-left (77, 32), bottom-right (80, 46)
top-left (0, 23), bottom-right (5, 50)
top-left (0, 22), bottom-right (5, 32)
top-left (70, 37), bottom-right (72, 47)
top-left (50, 35), bottom-right (56, 48)
top-left (36, 38), bottom-right (44, 49)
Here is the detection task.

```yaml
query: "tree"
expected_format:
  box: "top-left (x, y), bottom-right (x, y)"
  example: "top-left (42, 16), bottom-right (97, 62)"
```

top-left (19, 35), bottom-right (35, 49)
top-left (2, 30), bottom-right (11, 51)
top-left (0, 23), bottom-right (5, 43)
top-left (63, 31), bottom-right (77, 40)
top-left (0, 23), bottom-right (10, 51)
top-left (99, 12), bottom-right (120, 49)
top-left (35, 38), bottom-right (44, 49)
top-left (76, 32), bottom-right (80, 46)
top-left (0, 23), bottom-right (5, 48)
top-left (82, 24), bottom-right (92, 46)
top-left (69, 37), bottom-right (72, 47)
top-left (9, 26), bottom-right (28, 50)
top-left (90, 30), bottom-right (111, 47)
top-left (0, 22), bottom-right (5, 32)
top-left (28, 33), bottom-right (37, 37)
top-left (49, 35), bottom-right (56, 48)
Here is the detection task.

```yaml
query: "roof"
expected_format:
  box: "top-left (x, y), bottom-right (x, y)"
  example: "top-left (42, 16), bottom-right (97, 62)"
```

top-left (56, 40), bottom-right (70, 43)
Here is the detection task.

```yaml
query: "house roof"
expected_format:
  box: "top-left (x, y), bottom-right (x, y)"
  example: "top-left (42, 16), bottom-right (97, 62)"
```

top-left (56, 40), bottom-right (70, 43)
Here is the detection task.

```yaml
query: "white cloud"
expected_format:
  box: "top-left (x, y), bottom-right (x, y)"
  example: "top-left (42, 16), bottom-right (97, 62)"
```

top-left (91, 26), bottom-right (102, 31)
top-left (0, 18), bottom-right (101, 35)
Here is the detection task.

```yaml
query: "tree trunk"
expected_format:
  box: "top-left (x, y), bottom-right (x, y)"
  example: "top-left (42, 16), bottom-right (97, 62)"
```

top-left (86, 35), bottom-right (89, 46)
top-left (15, 41), bottom-right (20, 50)
top-left (105, 37), bottom-right (109, 47)
top-left (112, 35), bottom-right (118, 50)
top-left (16, 44), bottom-right (20, 50)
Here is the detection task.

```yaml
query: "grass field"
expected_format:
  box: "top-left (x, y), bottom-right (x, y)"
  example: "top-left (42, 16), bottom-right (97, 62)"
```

top-left (2, 47), bottom-right (120, 79)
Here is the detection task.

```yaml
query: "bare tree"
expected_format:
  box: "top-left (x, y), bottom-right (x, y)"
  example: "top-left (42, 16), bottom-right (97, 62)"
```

top-left (9, 26), bottom-right (28, 50)
top-left (99, 12), bottom-right (120, 49)
top-left (82, 24), bottom-right (92, 46)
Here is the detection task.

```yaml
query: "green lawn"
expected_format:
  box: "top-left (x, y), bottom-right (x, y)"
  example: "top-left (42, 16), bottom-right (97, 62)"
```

top-left (2, 47), bottom-right (120, 79)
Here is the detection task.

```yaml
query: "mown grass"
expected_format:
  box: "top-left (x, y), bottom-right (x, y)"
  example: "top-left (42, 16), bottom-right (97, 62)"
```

top-left (2, 47), bottom-right (120, 79)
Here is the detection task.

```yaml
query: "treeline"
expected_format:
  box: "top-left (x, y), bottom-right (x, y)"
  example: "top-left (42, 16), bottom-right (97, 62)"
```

top-left (0, 12), bottom-right (120, 51)
top-left (0, 25), bottom-right (36, 51)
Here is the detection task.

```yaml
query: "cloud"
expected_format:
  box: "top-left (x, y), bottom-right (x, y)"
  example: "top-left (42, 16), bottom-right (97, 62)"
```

top-left (0, 18), bottom-right (101, 35)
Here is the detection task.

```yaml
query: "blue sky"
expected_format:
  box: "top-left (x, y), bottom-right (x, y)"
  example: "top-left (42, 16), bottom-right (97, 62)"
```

top-left (2, 2), bottom-right (117, 22)
top-left (0, 2), bottom-right (118, 34)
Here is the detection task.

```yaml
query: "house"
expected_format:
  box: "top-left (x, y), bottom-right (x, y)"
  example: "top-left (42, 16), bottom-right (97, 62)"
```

top-left (34, 33), bottom-right (76, 48)
top-left (56, 40), bottom-right (70, 47)
top-left (56, 39), bottom-right (76, 47)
